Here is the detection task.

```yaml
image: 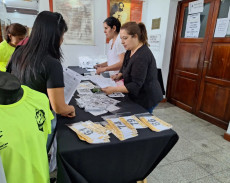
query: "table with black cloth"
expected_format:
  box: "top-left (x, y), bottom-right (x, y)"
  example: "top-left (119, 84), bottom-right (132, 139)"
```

top-left (56, 67), bottom-right (178, 183)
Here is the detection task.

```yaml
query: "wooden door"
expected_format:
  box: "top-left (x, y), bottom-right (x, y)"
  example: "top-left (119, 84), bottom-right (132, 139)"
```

top-left (167, 0), bottom-right (230, 129)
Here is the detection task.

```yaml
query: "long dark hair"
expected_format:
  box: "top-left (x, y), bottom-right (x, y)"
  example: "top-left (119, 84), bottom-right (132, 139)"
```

top-left (4, 23), bottom-right (27, 43)
top-left (121, 22), bottom-right (149, 46)
top-left (9, 11), bottom-right (68, 81)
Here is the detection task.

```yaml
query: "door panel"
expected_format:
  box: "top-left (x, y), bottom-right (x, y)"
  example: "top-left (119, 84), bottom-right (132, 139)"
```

top-left (168, 0), bottom-right (215, 113)
top-left (168, 0), bottom-right (230, 129)
top-left (207, 44), bottom-right (230, 80)
top-left (175, 43), bottom-right (201, 74)
top-left (172, 75), bottom-right (197, 109)
top-left (195, 0), bottom-right (230, 129)
top-left (200, 83), bottom-right (230, 119)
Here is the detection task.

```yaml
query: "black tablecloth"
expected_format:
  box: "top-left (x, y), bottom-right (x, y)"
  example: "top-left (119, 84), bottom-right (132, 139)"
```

top-left (56, 67), bottom-right (178, 183)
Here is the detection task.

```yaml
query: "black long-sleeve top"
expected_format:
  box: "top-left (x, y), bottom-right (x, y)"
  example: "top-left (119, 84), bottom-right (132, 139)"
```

top-left (120, 44), bottom-right (163, 109)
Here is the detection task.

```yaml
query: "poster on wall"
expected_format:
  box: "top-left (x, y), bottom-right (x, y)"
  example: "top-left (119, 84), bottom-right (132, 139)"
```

top-left (214, 18), bottom-right (229, 37)
top-left (188, 0), bottom-right (204, 15)
top-left (52, 0), bottom-right (94, 45)
top-left (107, 0), bottom-right (143, 25)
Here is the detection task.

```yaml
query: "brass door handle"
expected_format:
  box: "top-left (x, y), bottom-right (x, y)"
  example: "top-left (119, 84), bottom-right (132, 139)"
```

top-left (203, 61), bottom-right (209, 68)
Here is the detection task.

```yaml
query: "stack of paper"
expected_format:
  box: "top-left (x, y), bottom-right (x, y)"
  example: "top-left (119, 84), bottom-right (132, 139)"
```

top-left (139, 116), bottom-right (172, 132)
top-left (119, 115), bottom-right (147, 129)
top-left (68, 121), bottom-right (110, 144)
top-left (105, 118), bottom-right (138, 140)
top-left (75, 93), bottom-right (120, 116)
top-left (76, 81), bottom-right (95, 95)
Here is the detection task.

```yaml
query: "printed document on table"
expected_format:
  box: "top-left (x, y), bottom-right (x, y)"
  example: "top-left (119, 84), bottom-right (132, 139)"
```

top-left (63, 67), bottom-right (85, 81)
top-left (88, 75), bottom-right (117, 88)
top-left (63, 69), bottom-right (81, 104)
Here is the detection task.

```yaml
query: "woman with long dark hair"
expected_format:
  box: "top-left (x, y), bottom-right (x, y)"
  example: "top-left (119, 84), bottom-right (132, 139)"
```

top-left (8, 11), bottom-right (75, 118)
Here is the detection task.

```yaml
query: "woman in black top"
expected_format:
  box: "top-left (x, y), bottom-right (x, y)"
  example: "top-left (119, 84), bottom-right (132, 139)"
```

top-left (7, 11), bottom-right (75, 118)
top-left (102, 22), bottom-right (163, 113)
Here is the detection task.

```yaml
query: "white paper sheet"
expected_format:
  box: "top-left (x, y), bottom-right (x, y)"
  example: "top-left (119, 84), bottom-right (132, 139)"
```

top-left (88, 75), bottom-right (117, 88)
top-left (63, 67), bottom-right (85, 81)
top-left (188, 0), bottom-right (204, 14)
top-left (108, 92), bottom-right (125, 98)
top-left (63, 68), bottom-right (81, 104)
top-left (185, 13), bottom-right (201, 38)
top-left (214, 18), bottom-right (229, 37)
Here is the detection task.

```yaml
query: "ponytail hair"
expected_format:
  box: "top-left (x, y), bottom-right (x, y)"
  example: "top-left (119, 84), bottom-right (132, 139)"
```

top-left (138, 22), bottom-right (149, 46)
top-left (4, 23), bottom-right (27, 43)
top-left (121, 22), bottom-right (149, 46)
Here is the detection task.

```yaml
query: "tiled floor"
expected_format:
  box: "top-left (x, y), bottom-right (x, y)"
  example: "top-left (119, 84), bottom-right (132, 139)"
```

top-left (147, 102), bottom-right (230, 183)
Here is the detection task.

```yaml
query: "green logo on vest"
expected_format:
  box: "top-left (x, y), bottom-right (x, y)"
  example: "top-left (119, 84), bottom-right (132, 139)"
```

top-left (35, 109), bottom-right (46, 132)
top-left (0, 131), bottom-right (8, 150)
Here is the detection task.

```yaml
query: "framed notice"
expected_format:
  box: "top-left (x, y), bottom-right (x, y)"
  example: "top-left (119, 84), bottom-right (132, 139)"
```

top-left (52, 0), bottom-right (94, 45)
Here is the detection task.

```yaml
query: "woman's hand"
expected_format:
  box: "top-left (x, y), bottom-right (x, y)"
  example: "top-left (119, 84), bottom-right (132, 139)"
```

top-left (101, 87), bottom-right (116, 95)
top-left (62, 105), bottom-right (76, 118)
top-left (96, 67), bottom-right (106, 75)
top-left (111, 73), bottom-right (122, 81)
top-left (94, 64), bottom-right (100, 69)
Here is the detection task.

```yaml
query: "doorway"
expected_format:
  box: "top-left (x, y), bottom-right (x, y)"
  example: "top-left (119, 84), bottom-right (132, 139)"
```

top-left (167, 0), bottom-right (230, 129)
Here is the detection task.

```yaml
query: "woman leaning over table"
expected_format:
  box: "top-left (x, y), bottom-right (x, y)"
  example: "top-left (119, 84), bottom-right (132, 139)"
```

top-left (0, 23), bottom-right (27, 72)
top-left (102, 22), bottom-right (163, 114)
top-left (95, 17), bottom-right (125, 76)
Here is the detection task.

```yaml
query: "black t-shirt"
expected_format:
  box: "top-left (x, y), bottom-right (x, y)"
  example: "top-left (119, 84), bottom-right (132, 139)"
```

top-left (120, 44), bottom-right (163, 109)
top-left (10, 55), bottom-right (64, 96)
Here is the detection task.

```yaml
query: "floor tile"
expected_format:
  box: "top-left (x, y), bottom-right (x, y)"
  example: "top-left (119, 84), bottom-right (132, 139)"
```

top-left (190, 139), bottom-right (221, 153)
top-left (165, 138), bottom-right (204, 162)
top-left (190, 154), bottom-right (229, 174)
top-left (208, 135), bottom-right (230, 150)
top-left (150, 159), bottom-right (209, 183)
top-left (212, 169), bottom-right (230, 183)
top-left (208, 149), bottom-right (230, 166)
top-left (189, 175), bottom-right (221, 183)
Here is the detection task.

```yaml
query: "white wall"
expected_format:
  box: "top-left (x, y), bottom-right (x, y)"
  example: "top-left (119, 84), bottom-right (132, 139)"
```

top-left (142, 0), bottom-right (179, 93)
top-left (162, 0), bottom-right (180, 93)
top-left (142, 0), bottom-right (170, 69)
top-left (7, 13), bottom-right (36, 27)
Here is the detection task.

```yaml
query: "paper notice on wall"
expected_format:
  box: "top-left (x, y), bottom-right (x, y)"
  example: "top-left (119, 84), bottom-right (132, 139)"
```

top-left (185, 13), bottom-right (201, 38)
top-left (188, 0), bottom-right (204, 14)
top-left (214, 18), bottom-right (229, 37)
top-left (228, 6), bottom-right (230, 20)
top-left (149, 34), bottom-right (161, 52)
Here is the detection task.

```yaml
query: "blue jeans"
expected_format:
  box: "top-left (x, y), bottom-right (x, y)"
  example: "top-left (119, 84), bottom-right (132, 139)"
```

top-left (47, 111), bottom-right (57, 152)
top-left (147, 103), bottom-right (158, 114)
